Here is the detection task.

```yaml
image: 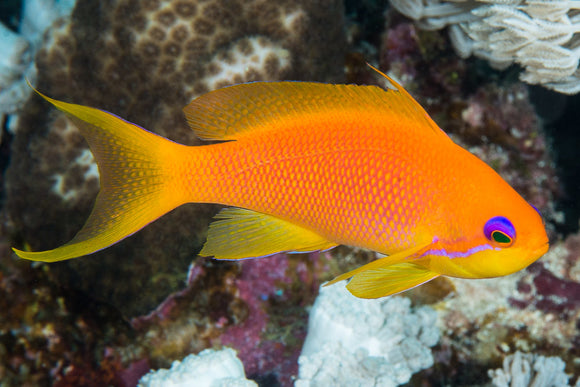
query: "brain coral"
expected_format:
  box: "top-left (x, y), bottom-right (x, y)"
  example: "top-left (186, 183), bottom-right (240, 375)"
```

top-left (6, 0), bottom-right (345, 316)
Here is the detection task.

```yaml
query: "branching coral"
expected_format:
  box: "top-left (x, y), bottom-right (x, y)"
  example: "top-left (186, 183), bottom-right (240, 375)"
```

top-left (390, 0), bottom-right (580, 94)
top-left (295, 283), bottom-right (439, 386)
top-left (488, 351), bottom-right (574, 387)
top-left (138, 348), bottom-right (257, 387)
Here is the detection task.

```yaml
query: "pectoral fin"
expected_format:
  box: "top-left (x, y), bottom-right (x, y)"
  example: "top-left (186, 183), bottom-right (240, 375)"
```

top-left (324, 241), bottom-right (431, 287)
top-left (346, 262), bottom-right (439, 299)
top-left (200, 207), bottom-right (337, 259)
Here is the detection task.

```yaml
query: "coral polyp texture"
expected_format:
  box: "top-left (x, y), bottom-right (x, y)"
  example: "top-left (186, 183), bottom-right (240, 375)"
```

top-left (138, 348), bottom-right (257, 387)
top-left (488, 351), bottom-right (573, 387)
top-left (295, 284), bottom-right (439, 386)
top-left (389, 0), bottom-right (580, 94)
top-left (6, 0), bottom-right (345, 316)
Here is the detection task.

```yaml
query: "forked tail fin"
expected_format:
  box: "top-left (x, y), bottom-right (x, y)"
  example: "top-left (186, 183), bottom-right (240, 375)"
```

top-left (13, 91), bottom-right (191, 262)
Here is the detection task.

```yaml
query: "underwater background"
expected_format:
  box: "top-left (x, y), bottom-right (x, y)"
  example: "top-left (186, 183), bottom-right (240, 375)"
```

top-left (0, 0), bottom-right (579, 386)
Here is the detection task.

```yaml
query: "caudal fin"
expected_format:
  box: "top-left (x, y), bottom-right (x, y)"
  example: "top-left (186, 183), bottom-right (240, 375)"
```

top-left (13, 91), bottom-right (190, 262)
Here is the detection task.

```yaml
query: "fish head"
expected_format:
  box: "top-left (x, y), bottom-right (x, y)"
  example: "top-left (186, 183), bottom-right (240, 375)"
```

top-left (425, 179), bottom-right (549, 279)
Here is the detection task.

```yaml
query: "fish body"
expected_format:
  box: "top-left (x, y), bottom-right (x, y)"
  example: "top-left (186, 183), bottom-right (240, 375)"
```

top-left (13, 71), bottom-right (549, 298)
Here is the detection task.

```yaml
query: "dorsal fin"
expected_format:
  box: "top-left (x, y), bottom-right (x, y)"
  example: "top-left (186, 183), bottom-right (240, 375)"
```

top-left (183, 72), bottom-right (449, 141)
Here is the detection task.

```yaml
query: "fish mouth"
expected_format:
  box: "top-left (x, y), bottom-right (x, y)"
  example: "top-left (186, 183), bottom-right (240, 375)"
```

top-left (534, 241), bottom-right (549, 258)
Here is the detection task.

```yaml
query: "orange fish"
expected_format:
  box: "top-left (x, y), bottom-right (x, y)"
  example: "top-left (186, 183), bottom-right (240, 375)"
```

top-left (13, 69), bottom-right (549, 298)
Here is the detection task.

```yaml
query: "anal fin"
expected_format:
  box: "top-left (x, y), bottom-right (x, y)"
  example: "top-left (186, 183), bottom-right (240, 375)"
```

top-left (200, 208), bottom-right (337, 259)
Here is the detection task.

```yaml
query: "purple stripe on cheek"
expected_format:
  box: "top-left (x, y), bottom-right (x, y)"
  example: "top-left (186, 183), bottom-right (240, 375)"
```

top-left (419, 244), bottom-right (499, 259)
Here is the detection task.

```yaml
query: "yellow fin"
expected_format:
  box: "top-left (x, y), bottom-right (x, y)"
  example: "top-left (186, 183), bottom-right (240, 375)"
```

top-left (367, 63), bottom-right (449, 139)
top-left (200, 208), bottom-right (337, 259)
top-left (183, 77), bottom-right (449, 141)
top-left (346, 263), bottom-right (440, 299)
top-left (324, 241), bottom-right (432, 287)
top-left (12, 90), bottom-right (188, 262)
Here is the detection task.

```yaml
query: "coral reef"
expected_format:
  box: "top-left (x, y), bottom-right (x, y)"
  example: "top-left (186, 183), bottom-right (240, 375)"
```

top-left (6, 0), bottom-right (345, 316)
top-left (134, 252), bottom-right (327, 386)
top-left (0, 243), bottom-right (326, 386)
top-left (138, 348), bottom-right (257, 387)
top-left (2, 1), bottom-right (579, 386)
top-left (488, 351), bottom-right (574, 387)
top-left (295, 283), bottom-right (439, 386)
top-left (389, 0), bottom-right (580, 94)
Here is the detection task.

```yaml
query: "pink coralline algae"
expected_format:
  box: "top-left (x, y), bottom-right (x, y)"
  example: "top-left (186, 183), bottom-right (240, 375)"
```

top-left (381, 22), bottom-right (421, 80)
top-left (126, 252), bottom-right (329, 386)
top-left (216, 253), bottom-right (328, 386)
top-left (512, 264), bottom-right (580, 315)
top-left (218, 256), bottom-right (295, 378)
top-left (511, 232), bottom-right (580, 317)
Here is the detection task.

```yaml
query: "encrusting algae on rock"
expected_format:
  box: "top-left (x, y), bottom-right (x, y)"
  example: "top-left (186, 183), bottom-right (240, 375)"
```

top-left (13, 65), bottom-right (548, 299)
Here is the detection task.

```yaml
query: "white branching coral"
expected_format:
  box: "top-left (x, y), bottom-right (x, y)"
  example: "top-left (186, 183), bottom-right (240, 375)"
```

top-left (295, 283), bottom-right (439, 387)
top-left (390, 0), bottom-right (580, 94)
top-left (488, 351), bottom-right (576, 387)
top-left (138, 348), bottom-right (257, 387)
top-left (0, 22), bottom-right (34, 125)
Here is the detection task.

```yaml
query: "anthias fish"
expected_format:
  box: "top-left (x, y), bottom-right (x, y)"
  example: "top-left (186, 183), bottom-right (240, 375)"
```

top-left (13, 69), bottom-right (549, 298)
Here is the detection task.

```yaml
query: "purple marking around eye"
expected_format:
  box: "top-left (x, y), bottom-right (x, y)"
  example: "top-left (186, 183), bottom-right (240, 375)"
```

top-left (484, 216), bottom-right (515, 241)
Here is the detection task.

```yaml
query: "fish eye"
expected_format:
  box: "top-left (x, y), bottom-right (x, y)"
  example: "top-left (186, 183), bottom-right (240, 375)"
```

top-left (484, 216), bottom-right (515, 247)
